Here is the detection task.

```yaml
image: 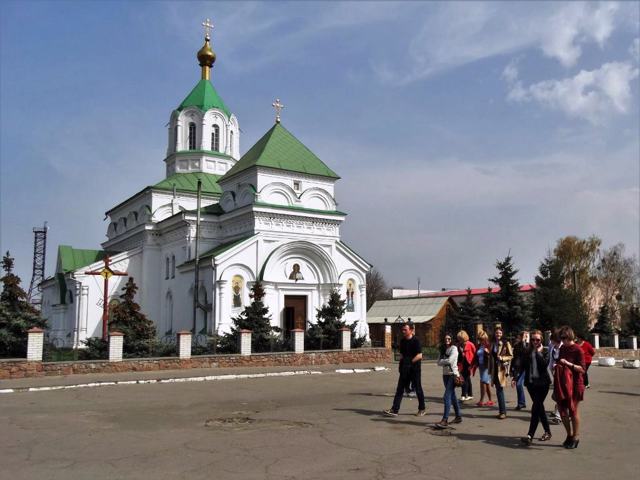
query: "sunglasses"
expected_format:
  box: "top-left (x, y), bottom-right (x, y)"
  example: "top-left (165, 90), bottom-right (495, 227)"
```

top-left (532, 338), bottom-right (541, 342)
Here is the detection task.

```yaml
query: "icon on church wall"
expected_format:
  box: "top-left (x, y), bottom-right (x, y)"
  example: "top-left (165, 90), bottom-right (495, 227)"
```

top-left (346, 280), bottom-right (355, 312)
top-left (232, 275), bottom-right (243, 308)
top-left (288, 263), bottom-right (304, 282)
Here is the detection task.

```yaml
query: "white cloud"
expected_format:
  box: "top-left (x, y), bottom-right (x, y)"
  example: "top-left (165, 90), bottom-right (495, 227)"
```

top-left (375, 2), bottom-right (629, 85)
top-left (631, 38), bottom-right (640, 61)
top-left (505, 61), bottom-right (639, 124)
top-left (541, 2), bottom-right (618, 67)
top-left (337, 139), bottom-right (639, 287)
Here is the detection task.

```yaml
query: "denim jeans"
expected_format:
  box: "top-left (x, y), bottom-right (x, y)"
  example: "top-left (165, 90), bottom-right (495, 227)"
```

top-left (392, 364), bottom-right (425, 412)
top-left (495, 383), bottom-right (506, 414)
top-left (461, 368), bottom-right (473, 398)
top-left (516, 372), bottom-right (526, 407)
top-left (442, 375), bottom-right (461, 420)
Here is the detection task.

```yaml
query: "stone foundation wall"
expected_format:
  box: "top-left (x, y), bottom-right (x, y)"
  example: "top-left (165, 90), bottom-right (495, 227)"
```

top-left (0, 348), bottom-right (391, 380)
top-left (595, 348), bottom-right (640, 359)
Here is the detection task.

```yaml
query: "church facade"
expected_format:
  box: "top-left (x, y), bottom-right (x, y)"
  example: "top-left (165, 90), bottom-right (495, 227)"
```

top-left (40, 27), bottom-right (370, 347)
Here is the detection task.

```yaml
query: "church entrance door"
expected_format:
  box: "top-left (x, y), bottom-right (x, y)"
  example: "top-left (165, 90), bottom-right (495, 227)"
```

top-left (283, 295), bottom-right (307, 337)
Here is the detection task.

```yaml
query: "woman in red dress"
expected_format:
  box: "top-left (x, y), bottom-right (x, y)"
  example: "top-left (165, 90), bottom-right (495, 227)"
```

top-left (553, 326), bottom-right (585, 449)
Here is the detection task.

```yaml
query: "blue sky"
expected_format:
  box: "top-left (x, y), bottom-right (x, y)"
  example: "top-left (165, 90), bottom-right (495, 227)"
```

top-left (1, 1), bottom-right (639, 291)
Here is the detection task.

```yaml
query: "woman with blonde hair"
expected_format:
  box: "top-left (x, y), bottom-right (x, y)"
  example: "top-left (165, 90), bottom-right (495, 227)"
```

top-left (457, 330), bottom-right (476, 401)
top-left (554, 326), bottom-right (585, 449)
top-left (475, 330), bottom-right (493, 406)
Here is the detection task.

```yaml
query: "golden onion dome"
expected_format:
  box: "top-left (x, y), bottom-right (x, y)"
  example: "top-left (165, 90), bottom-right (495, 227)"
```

top-left (197, 37), bottom-right (216, 68)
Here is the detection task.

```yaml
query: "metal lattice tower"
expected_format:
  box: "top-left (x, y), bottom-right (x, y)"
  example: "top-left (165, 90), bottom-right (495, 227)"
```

top-left (28, 222), bottom-right (48, 310)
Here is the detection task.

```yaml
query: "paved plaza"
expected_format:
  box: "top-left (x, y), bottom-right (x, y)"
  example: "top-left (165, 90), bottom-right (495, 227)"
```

top-left (1, 362), bottom-right (639, 479)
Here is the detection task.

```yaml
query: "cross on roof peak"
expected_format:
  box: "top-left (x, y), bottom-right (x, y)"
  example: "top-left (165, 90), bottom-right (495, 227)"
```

top-left (272, 98), bottom-right (284, 124)
top-left (202, 18), bottom-right (214, 40)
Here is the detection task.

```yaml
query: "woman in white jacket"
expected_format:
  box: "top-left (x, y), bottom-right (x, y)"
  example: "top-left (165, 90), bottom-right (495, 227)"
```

top-left (436, 334), bottom-right (462, 427)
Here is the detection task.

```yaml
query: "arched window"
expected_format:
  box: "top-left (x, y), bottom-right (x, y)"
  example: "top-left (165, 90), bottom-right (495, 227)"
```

top-left (188, 122), bottom-right (196, 150)
top-left (211, 125), bottom-right (220, 152)
top-left (165, 257), bottom-right (170, 280)
top-left (174, 125), bottom-right (178, 150)
top-left (229, 130), bottom-right (234, 155)
top-left (165, 291), bottom-right (174, 335)
top-left (171, 255), bottom-right (175, 279)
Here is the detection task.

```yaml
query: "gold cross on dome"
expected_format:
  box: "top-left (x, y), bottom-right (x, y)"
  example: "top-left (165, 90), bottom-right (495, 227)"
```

top-left (202, 18), bottom-right (214, 39)
top-left (272, 98), bottom-right (284, 123)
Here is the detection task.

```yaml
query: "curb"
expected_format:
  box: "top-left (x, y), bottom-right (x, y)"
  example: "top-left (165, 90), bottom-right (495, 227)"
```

top-left (0, 366), bottom-right (389, 394)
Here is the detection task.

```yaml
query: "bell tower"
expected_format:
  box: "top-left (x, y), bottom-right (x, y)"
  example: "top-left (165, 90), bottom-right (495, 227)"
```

top-left (164, 19), bottom-right (240, 178)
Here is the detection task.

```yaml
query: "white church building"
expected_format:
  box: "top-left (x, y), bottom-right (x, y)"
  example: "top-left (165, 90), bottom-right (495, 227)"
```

top-left (40, 25), bottom-right (370, 347)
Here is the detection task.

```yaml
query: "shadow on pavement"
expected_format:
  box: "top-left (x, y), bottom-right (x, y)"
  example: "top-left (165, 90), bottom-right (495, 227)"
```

top-left (452, 432), bottom-right (559, 450)
top-left (599, 390), bottom-right (640, 397)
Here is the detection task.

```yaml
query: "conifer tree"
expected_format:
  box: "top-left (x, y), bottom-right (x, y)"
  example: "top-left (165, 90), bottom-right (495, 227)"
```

top-left (532, 254), bottom-right (588, 336)
top-left (622, 305), bottom-right (640, 336)
top-left (308, 288), bottom-right (347, 349)
top-left (487, 254), bottom-right (529, 335)
top-left (220, 281), bottom-right (279, 353)
top-left (455, 288), bottom-right (481, 338)
top-left (591, 304), bottom-right (615, 336)
top-left (0, 252), bottom-right (46, 357)
top-left (108, 277), bottom-right (157, 357)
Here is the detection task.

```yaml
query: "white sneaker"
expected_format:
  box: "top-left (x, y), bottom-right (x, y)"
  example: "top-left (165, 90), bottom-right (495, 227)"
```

top-left (466, 396), bottom-right (474, 400)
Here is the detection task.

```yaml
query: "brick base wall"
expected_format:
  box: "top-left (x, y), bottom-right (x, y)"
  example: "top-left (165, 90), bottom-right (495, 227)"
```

top-left (595, 348), bottom-right (640, 359)
top-left (0, 348), bottom-right (391, 380)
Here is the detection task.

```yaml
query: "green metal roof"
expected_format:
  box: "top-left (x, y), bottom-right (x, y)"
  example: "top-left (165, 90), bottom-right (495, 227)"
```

top-left (57, 245), bottom-right (111, 273)
top-left (154, 172), bottom-right (223, 195)
top-left (183, 235), bottom-right (256, 265)
top-left (367, 297), bottom-right (451, 324)
top-left (177, 79), bottom-right (232, 118)
top-left (222, 123), bottom-right (340, 181)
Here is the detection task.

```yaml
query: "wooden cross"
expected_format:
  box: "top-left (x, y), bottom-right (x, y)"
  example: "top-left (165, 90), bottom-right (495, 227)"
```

top-left (202, 18), bottom-right (214, 39)
top-left (272, 98), bottom-right (284, 123)
top-left (85, 256), bottom-right (128, 340)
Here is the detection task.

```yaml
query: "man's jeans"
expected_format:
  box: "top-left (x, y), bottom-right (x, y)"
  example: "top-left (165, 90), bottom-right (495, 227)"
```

top-left (442, 375), bottom-right (461, 420)
top-left (495, 383), bottom-right (506, 414)
top-left (516, 372), bottom-right (526, 407)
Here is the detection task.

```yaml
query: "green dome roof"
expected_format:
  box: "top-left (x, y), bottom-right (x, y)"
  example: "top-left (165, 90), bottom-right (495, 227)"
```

top-left (177, 79), bottom-right (231, 118)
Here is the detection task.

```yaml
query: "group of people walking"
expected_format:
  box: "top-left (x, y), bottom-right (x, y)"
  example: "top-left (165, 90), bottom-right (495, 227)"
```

top-left (384, 322), bottom-right (593, 450)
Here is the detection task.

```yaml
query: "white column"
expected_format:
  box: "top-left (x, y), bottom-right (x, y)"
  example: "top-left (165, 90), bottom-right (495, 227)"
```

top-left (592, 333), bottom-right (600, 350)
top-left (631, 336), bottom-right (638, 351)
top-left (217, 280), bottom-right (228, 332)
top-left (108, 332), bottom-right (124, 362)
top-left (240, 330), bottom-right (252, 356)
top-left (292, 329), bottom-right (304, 354)
top-left (177, 331), bottom-right (192, 359)
top-left (613, 333), bottom-right (619, 349)
top-left (340, 328), bottom-right (351, 352)
top-left (26, 328), bottom-right (44, 362)
top-left (384, 324), bottom-right (392, 350)
top-left (359, 284), bottom-right (368, 339)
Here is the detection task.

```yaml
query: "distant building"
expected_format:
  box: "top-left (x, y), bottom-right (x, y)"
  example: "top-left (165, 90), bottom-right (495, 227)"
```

top-left (368, 284), bottom-right (536, 347)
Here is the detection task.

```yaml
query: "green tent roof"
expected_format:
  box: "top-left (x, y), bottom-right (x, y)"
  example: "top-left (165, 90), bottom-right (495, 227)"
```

top-left (177, 79), bottom-right (232, 118)
top-left (221, 123), bottom-right (340, 181)
top-left (57, 246), bottom-right (111, 273)
top-left (154, 172), bottom-right (223, 195)
top-left (182, 235), bottom-right (256, 265)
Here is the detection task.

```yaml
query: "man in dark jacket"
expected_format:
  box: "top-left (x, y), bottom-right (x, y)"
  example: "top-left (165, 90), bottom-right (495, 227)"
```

top-left (384, 322), bottom-right (426, 417)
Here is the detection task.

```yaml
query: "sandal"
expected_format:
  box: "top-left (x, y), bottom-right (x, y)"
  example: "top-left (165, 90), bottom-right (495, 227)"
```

top-left (540, 432), bottom-right (552, 441)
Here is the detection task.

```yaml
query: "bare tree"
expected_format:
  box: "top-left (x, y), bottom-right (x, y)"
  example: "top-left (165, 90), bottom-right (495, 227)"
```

top-left (595, 243), bottom-right (640, 326)
top-left (366, 268), bottom-right (391, 311)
